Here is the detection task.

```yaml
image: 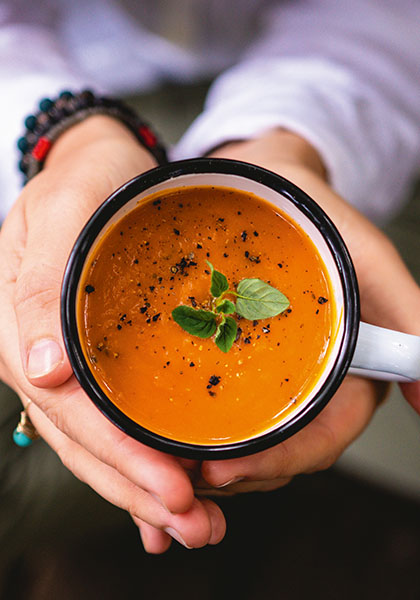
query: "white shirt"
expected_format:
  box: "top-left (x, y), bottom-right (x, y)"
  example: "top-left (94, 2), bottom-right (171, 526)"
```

top-left (1, 0), bottom-right (420, 223)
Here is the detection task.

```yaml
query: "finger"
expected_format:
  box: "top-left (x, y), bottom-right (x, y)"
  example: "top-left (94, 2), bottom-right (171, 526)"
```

top-left (26, 399), bottom-right (219, 549)
top-left (198, 498), bottom-right (226, 545)
top-left (134, 499), bottom-right (226, 549)
top-left (43, 380), bottom-right (197, 514)
top-left (133, 517), bottom-right (172, 554)
top-left (202, 376), bottom-right (380, 486)
top-left (399, 381), bottom-right (420, 415)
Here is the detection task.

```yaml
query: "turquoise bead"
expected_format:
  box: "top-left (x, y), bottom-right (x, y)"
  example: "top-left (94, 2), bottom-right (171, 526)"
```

top-left (39, 97), bottom-right (53, 112)
top-left (59, 90), bottom-right (73, 99)
top-left (17, 136), bottom-right (28, 152)
top-left (24, 115), bottom-right (37, 131)
top-left (13, 429), bottom-right (33, 447)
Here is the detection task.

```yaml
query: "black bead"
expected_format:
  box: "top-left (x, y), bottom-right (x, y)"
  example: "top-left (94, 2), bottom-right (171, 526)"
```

top-left (80, 90), bottom-right (95, 106)
top-left (33, 122), bottom-right (48, 137)
top-left (26, 132), bottom-right (36, 146)
top-left (18, 158), bottom-right (27, 173)
top-left (48, 105), bottom-right (65, 122)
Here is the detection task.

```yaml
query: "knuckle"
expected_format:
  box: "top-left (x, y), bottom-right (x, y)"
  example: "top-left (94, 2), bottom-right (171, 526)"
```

top-left (259, 442), bottom-right (294, 479)
top-left (111, 432), bottom-right (156, 479)
top-left (34, 395), bottom-right (69, 438)
top-left (43, 402), bottom-right (66, 434)
top-left (108, 432), bottom-right (138, 471)
top-left (126, 498), bottom-right (145, 521)
top-left (310, 422), bottom-right (342, 472)
top-left (53, 437), bottom-right (78, 475)
top-left (56, 444), bottom-right (74, 472)
top-left (314, 454), bottom-right (337, 472)
top-left (14, 268), bottom-right (60, 315)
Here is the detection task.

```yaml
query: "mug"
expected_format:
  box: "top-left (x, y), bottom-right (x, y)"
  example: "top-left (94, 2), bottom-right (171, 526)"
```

top-left (61, 158), bottom-right (420, 459)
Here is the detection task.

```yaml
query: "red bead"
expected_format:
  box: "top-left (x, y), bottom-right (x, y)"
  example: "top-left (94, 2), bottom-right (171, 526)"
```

top-left (138, 125), bottom-right (156, 147)
top-left (32, 137), bottom-right (52, 161)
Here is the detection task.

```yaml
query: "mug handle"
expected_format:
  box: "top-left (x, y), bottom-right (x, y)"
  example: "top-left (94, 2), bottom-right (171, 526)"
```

top-left (349, 322), bottom-right (420, 382)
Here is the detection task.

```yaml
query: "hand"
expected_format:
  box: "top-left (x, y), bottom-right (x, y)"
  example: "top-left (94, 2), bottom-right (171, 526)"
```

top-left (199, 129), bottom-right (420, 494)
top-left (0, 116), bottom-right (226, 553)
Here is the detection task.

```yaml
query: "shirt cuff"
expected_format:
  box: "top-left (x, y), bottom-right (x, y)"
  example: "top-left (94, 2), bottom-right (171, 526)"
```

top-left (173, 57), bottom-right (420, 223)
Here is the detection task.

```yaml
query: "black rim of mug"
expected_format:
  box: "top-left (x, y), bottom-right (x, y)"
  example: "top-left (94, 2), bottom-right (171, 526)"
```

top-left (61, 158), bottom-right (360, 459)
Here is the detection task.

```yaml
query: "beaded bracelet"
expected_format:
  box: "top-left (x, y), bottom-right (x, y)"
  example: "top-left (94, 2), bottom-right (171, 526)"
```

top-left (17, 90), bottom-right (168, 184)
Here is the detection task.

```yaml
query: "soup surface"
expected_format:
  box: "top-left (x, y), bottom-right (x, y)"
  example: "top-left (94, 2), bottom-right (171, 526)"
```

top-left (78, 185), bottom-right (336, 444)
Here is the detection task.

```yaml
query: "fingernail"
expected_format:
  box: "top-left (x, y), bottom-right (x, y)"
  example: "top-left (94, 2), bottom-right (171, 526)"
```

top-left (164, 527), bottom-right (192, 549)
top-left (26, 339), bottom-right (63, 379)
top-left (215, 476), bottom-right (244, 488)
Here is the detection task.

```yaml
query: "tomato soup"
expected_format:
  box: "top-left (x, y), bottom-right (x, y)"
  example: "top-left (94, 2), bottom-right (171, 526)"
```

top-left (78, 186), bottom-right (336, 445)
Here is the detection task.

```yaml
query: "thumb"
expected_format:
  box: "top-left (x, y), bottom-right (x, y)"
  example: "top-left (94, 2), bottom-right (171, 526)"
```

top-left (14, 178), bottom-right (105, 388)
top-left (14, 208), bottom-right (77, 389)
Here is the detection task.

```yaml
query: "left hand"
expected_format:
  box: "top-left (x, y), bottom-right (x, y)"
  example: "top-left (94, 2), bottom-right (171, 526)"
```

top-left (195, 129), bottom-right (420, 494)
top-left (0, 116), bottom-right (226, 554)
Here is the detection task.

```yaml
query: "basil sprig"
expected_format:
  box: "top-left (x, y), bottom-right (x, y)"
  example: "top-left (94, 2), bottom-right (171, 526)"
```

top-left (172, 261), bottom-right (290, 352)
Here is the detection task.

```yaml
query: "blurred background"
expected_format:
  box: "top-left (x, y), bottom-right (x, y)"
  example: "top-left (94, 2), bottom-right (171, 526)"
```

top-left (2, 83), bottom-right (420, 600)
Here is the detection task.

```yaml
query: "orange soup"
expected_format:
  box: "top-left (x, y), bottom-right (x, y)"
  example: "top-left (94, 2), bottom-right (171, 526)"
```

top-left (78, 186), bottom-right (335, 444)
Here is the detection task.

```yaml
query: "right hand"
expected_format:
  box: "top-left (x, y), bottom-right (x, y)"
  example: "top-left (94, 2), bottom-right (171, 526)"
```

top-left (197, 130), bottom-right (420, 495)
top-left (0, 115), bottom-right (226, 553)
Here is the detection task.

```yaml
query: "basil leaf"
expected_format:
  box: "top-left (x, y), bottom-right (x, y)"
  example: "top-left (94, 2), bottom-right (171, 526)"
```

top-left (171, 306), bottom-right (217, 338)
top-left (215, 316), bottom-right (237, 353)
top-left (206, 260), bottom-right (229, 298)
top-left (216, 299), bottom-right (236, 314)
top-left (236, 278), bottom-right (289, 320)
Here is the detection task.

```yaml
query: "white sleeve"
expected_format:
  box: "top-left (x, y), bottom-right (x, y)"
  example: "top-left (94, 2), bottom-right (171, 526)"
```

top-left (173, 0), bottom-right (420, 223)
top-left (0, 2), bottom-right (92, 221)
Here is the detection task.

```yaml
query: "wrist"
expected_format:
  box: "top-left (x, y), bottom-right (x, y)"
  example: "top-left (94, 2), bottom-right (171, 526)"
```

top-left (45, 115), bottom-right (156, 170)
top-left (208, 129), bottom-right (327, 181)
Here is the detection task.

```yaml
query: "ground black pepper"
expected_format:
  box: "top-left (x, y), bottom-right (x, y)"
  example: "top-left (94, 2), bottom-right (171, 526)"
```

top-left (207, 375), bottom-right (221, 389)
